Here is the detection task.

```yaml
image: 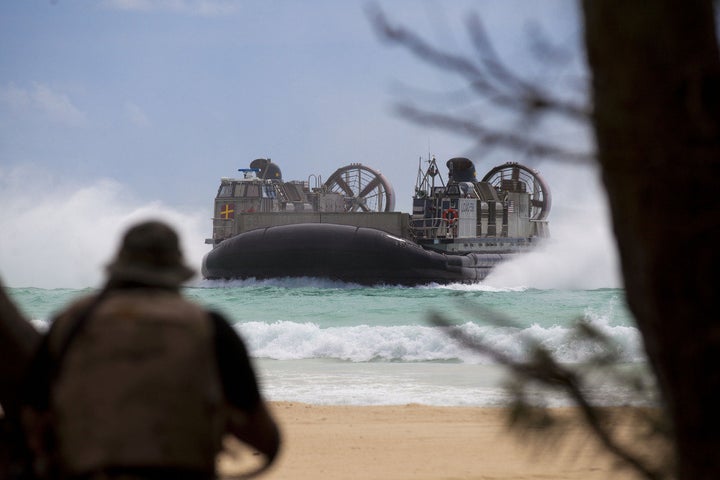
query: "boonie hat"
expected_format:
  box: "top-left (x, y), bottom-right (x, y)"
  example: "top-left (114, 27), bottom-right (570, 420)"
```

top-left (106, 220), bottom-right (195, 287)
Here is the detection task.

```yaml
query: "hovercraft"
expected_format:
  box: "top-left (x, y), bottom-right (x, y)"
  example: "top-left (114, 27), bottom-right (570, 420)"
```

top-left (201, 157), bottom-right (550, 285)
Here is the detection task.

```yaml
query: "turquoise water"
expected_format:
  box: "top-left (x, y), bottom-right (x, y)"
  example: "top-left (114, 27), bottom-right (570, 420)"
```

top-left (7, 279), bottom-right (645, 406)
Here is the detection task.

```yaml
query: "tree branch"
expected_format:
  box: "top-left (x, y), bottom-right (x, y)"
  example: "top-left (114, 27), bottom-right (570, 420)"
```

top-left (430, 312), bottom-right (669, 480)
top-left (397, 104), bottom-right (594, 164)
top-left (369, 6), bottom-right (590, 124)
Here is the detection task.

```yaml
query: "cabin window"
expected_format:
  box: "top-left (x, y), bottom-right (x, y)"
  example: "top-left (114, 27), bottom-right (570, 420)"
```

top-left (244, 184), bottom-right (259, 197)
top-left (234, 184), bottom-right (246, 197)
top-left (218, 185), bottom-right (233, 197)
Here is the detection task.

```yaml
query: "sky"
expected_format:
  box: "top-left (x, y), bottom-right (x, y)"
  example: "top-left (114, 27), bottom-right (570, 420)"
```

top-left (0, 0), bottom-right (620, 289)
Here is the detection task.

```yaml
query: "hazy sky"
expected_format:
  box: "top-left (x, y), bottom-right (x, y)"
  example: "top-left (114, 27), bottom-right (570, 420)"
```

top-left (0, 0), bottom-right (619, 289)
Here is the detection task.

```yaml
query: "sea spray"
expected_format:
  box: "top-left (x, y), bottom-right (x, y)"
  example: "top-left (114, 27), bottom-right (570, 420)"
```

top-left (0, 166), bottom-right (209, 289)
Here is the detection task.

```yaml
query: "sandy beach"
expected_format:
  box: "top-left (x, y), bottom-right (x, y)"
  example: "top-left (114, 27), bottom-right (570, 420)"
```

top-left (219, 402), bottom-right (650, 480)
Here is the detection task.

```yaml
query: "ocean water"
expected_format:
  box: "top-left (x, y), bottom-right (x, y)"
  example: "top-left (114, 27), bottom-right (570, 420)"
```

top-left (7, 278), bottom-right (647, 407)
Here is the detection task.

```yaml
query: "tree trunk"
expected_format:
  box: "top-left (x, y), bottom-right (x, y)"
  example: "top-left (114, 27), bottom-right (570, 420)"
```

top-left (582, 1), bottom-right (720, 478)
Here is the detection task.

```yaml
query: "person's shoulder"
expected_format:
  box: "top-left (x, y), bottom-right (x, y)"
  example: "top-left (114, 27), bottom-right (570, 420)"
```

top-left (53, 294), bottom-right (99, 323)
top-left (46, 293), bottom-right (100, 348)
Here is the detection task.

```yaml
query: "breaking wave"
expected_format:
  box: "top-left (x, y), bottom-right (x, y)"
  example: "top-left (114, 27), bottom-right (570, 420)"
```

top-left (237, 315), bottom-right (644, 365)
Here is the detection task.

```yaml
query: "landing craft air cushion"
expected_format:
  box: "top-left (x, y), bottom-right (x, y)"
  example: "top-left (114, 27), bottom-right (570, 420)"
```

top-left (201, 157), bottom-right (550, 285)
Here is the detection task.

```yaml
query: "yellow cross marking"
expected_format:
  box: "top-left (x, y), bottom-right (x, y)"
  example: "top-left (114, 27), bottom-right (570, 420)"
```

top-left (220, 204), bottom-right (234, 219)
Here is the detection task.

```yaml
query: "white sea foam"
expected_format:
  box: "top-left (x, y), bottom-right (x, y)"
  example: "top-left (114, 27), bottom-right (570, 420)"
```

top-left (255, 358), bottom-right (653, 407)
top-left (432, 282), bottom-right (529, 293)
top-left (236, 319), bottom-right (644, 365)
top-left (259, 363), bottom-right (515, 406)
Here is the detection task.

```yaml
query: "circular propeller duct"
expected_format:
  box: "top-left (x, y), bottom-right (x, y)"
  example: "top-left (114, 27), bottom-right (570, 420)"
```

top-left (324, 164), bottom-right (395, 212)
top-left (482, 163), bottom-right (551, 220)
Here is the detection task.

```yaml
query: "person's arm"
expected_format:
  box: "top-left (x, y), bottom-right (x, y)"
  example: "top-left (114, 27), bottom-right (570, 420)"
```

top-left (226, 400), bottom-right (281, 464)
top-left (210, 312), bottom-right (281, 465)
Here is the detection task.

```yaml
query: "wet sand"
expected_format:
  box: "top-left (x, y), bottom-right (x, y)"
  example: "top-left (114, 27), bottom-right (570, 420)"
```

top-left (219, 402), bottom-right (650, 480)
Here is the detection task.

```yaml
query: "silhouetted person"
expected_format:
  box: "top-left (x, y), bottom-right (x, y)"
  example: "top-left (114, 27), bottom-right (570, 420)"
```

top-left (21, 220), bottom-right (280, 479)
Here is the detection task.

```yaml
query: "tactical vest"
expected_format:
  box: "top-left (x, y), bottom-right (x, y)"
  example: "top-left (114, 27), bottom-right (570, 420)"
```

top-left (49, 289), bottom-right (226, 475)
